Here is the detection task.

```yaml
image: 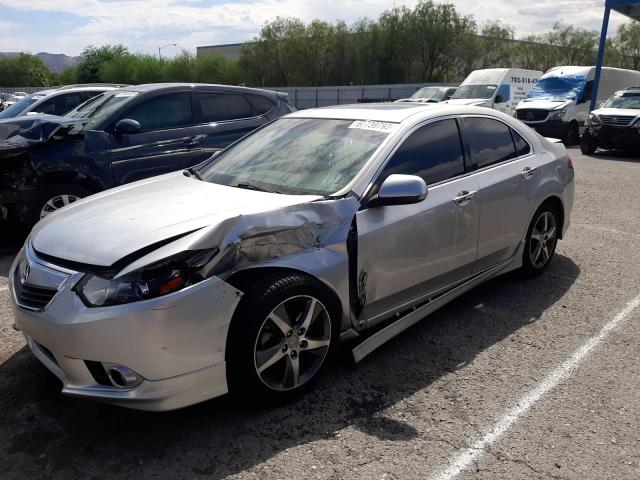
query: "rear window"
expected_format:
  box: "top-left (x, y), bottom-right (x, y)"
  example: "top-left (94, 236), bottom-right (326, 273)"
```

top-left (196, 93), bottom-right (253, 122)
top-left (246, 94), bottom-right (276, 115)
top-left (465, 117), bottom-right (517, 168)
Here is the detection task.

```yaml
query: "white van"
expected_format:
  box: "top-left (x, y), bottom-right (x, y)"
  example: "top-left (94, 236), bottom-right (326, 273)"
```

top-left (447, 68), bottom-right (542, 116)
top-left (515, 66), bottom-right (640, 144)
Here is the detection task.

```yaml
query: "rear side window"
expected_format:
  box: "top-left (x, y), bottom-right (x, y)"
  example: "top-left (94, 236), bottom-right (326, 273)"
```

top-left (124, 93), bottom-right (192, 130)
top-left (511, 129), bottom-right (531, 156)
top-left (381, 119), bottom-right (465, 185)
top-left (246, 94), bottom-right (276, 115)
top-left (196, 93), bottom-right (253, 122)
top-left (465, 117), bottom-right (517, 168)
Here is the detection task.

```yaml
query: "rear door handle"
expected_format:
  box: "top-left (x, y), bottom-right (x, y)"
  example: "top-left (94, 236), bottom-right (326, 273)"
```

top-left (452, 190), bottom-right (477, 204)
top-left (521, 166), bottom-right (537, 178)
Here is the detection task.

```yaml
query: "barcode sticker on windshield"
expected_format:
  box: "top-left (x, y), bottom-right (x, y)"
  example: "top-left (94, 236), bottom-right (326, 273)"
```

top-left (114, 91), bottom-right (138, 97)
top-left (349, 120), bottom-right (397, 133)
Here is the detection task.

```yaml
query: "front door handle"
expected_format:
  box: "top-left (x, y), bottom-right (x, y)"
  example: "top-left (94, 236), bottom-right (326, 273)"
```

top-left (521, 166), bottom-right (537, 178)
top-left (452, 190), bottom-right (477, 204)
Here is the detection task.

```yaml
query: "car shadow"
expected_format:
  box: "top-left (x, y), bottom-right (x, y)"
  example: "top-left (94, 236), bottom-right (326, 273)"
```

top-left (0, 220), bottom-right (24, 275)
top-left (587, 149), bottom-right (640, 162)
top-left (0, 254), bottom-right (580, 479)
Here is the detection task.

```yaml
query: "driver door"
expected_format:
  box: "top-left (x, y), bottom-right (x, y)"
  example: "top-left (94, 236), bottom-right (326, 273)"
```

top-left (356, 118), bottom-right (480, 327)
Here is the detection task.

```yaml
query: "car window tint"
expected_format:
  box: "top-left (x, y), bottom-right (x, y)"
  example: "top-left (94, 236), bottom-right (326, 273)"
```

top-left (197, 93), bottom-right (253, 122)
top-left (512, 129), bottom-right (531, 156)
top-left (36, 93), bottom-right (87, 116)
top-left (466, 117), bottom-right (517, 168)
top-left (381, 119), bottom-right (465, 185)
top-left (124, 93), bottom-right (192, 130)
top-left (246, 94), bottom-right (276, 115)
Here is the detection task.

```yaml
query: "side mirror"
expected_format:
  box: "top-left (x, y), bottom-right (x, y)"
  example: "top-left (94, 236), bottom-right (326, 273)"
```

top-left (368, 174), bottom-right (428, 207)
top-left (114, 118), bottom-right (141, 135)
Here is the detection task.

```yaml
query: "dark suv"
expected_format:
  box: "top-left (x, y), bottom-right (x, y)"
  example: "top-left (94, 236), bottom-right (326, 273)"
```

top-left (0, 83), bottom-right (294, 224)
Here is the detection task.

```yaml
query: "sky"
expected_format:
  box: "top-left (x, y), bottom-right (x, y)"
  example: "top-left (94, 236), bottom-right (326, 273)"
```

top-left (0, 0), bottom-right (632, 57)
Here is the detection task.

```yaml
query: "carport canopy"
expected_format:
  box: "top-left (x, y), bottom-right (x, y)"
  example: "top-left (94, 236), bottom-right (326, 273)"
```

top-left (592, 0), bottom-right (640, 110)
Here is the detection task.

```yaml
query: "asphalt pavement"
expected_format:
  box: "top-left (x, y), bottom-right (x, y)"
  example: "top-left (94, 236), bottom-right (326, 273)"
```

top-left (0, 147), bottom-right (639, 479)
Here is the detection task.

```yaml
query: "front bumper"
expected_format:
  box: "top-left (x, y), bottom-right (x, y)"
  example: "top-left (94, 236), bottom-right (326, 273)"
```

top-left (9, 245), bottom-right (242, 411)
top-left (588, 124), bottom-right (640, 149)
top-left (522, 120), bottom-right (572, 139)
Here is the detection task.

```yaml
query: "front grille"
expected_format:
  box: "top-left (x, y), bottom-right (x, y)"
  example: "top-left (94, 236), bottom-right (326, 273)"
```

top-left (599, 115), bottom-right (636, 126)
top-left (517, 109), bottom-right (549, 122)
top-left (13, 274), bottom-right (58, 310)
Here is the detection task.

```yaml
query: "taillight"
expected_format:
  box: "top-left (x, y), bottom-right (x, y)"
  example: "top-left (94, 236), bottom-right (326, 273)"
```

top-left (568, 158), bottom-right (574, 170)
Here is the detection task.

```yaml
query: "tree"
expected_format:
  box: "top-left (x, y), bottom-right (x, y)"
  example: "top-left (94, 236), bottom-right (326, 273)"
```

top-left (76, 44), bottom-right (129, 83)
top-left (479, 21), bottom-right (514, 69)
top-left (0, 53), bottom-right (55, 87)
top-left (617, 22), bottom-right (640, 70)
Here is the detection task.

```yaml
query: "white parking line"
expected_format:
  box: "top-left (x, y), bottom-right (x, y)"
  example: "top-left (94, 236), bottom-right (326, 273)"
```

top-left (574, 223), bottom-right (636, 236)
top-left (432, 293), bottom-right (640, 480)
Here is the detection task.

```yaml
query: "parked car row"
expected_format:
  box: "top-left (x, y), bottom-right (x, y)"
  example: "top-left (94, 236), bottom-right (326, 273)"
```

top-left (0, 83), bottom-right (295, 225)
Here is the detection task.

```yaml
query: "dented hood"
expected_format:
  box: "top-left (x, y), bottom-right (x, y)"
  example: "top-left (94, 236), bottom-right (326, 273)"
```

top-left (0, 114), bottom-right (85, 156)
top-left (31, 171), bottom-right (323, 266)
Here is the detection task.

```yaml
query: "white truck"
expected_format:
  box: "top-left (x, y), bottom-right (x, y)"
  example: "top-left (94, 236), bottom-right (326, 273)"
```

top-left (515, 66), bottom-right (640, 144)
top-left (447, 68), bottom-right (542, 116)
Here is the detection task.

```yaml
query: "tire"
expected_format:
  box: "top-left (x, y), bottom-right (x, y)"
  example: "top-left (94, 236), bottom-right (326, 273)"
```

top-left (521, 203), bottom-right (560, 277)
top-left (564, 123), bottom-right (579, 146)
top-left (580, 131), bottom-right (597, 155)
top-left (226, 271), bottom-right (340, 403)
top-left (30, 184), bottom-right (93, 226)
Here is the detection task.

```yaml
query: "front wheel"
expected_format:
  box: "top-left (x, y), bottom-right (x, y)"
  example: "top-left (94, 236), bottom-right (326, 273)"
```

top-left (32, 184), bottom-right (93, 225)
top-left (226, 272), bottom-right (339, 402)
top-left (564, 123), bottom-right (579, 146)
top-left (521, 203), bottom-right (559, 276)
top-left (580, 131), bottom-right (597, 154)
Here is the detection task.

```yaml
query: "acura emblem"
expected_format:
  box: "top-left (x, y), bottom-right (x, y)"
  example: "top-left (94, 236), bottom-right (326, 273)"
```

top-left (21, 262), bottom-right (31, 285)
top-left (526, 112), bottom-right (535, 120)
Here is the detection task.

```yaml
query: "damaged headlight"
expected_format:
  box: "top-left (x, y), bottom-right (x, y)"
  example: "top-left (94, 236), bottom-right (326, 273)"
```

top-left (75, 249), bottom-right (218, 307)
top-left (588, 113), bottom-right (601, 125)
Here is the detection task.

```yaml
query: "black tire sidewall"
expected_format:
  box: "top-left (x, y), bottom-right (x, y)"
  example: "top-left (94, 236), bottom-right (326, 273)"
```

top-left (565, 123), bottom-right (579, 146)
top-left (522, 203), bottom-right (559, 276)
top-left (580, 131), bottom-right (597, 154)
top-left (226, 273), bottom-right (340, 402)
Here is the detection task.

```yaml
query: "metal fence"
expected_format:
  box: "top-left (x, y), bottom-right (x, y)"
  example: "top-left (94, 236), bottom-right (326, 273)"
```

top-left (0, 86), bottom-right (52, 95)
top-left (276, 83), bottom-right (458, 109)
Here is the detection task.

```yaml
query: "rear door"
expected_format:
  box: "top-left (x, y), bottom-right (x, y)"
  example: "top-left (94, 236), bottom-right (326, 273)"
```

top-left (356, 118), bottom-right (480, 325)
top-left (461, 116), bottom-right (541, 272)
top-left (109, 92), bottom-right (205, 185)
top-left (189, 91), bottom-right (269, 156)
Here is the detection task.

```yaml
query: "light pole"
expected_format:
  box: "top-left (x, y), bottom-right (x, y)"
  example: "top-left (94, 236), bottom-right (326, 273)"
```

top-left (158, 43), bottom-right (177, 59)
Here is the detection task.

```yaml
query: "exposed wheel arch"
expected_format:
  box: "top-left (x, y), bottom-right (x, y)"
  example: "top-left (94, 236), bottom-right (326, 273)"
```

top-left (536, 196), bottom-right (565, 239)
top-left (226, 266), bottom-right (344, 321)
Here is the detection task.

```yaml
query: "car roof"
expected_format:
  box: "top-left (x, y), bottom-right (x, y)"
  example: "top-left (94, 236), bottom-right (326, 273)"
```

top-left (122, 83), bottom-right (279, 96)
top-left (33, 86), bottom-right (120, 97)
top-left (286, 103), bottom-right (505, 123)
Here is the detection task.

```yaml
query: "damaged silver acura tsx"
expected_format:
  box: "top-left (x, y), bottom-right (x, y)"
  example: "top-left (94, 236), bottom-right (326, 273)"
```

top-left (9, 104), bottom-right (574, 410)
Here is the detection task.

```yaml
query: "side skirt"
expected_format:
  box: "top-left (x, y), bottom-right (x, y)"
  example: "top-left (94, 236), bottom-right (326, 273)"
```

top-left (351, 258), bottom-right (512, 363)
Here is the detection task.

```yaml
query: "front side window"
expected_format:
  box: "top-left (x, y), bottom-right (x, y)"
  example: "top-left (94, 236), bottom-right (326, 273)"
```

top-left (196, 93), bottom-right (253, 122)
top-left (199, 118), bottom-right (392, 195)
top-left (124, 93), bottom-right (192, 131)
top-left (466, 117), bottom-right (517, 168)
top-left (380, 119), bottom-right (465, 185)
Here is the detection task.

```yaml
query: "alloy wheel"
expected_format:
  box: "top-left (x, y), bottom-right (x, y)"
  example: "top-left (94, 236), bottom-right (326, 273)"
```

top-left (40, 194), bottom-right (83, 219)
top-left (529, 211), bottom-right (557, 268)
top-left (253, 295), bottom-right (331, 391)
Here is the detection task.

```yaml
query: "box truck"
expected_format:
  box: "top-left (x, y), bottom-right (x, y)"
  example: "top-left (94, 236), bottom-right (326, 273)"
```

top-left (515, 66), bottom-right (640, 144)
top-left (447, 68), bottom-right (542, 116)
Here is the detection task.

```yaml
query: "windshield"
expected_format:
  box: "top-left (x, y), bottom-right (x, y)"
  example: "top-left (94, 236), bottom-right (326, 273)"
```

top-left (0, 96), bottom-right (38, 119)
top-left (525, 76), bottom-right (587, 102)
top-left (199, 118), bottom-right (393, 196)
top-left (67, 90), bottom-right (139, 129)
top-left (451, 84), bottom-right (497, 100)
top-left (604, 93), bottom-right (640, 110)
top-left (411, 87), bottom-right (447, 101)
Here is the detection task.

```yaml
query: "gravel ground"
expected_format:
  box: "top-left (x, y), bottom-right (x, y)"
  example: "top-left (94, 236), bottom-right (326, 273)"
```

top-left (1, 147), bottom-right (639, 480)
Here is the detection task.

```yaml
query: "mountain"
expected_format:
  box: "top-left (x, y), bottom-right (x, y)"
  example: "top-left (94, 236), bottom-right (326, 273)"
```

top-left (0, 52), bottom-right (81, 73)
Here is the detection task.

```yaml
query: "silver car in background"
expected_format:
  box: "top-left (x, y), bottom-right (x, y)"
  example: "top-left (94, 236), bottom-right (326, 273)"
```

top-left (9, 104), bottom-right (574, 410)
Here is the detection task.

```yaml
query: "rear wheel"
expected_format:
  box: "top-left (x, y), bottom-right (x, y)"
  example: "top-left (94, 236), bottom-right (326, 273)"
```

top-left (226, 272), bottom-right (339, 402)
top-left (521, 203), bottom-right (559, 276)
top-left (580, 131), bottom-right (597, 154)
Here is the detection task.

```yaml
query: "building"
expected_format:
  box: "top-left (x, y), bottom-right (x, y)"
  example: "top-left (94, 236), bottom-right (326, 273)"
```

top-left (196, 43), bottom-right (244, 60)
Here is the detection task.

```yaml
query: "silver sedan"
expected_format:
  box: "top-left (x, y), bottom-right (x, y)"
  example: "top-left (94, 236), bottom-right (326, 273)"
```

top-left (8, 104), bottom-right (574, 410)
